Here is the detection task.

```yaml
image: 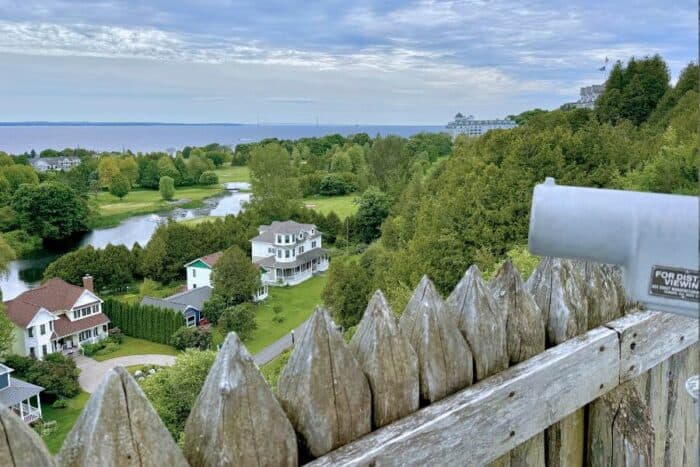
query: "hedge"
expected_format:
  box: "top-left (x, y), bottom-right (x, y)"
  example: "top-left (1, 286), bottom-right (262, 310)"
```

top-left (102, 299), bottom-right (184, 345)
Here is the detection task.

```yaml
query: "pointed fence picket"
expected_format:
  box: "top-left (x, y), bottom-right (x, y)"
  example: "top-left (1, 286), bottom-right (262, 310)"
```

top-left (2, 258), bottom-right (697, 467)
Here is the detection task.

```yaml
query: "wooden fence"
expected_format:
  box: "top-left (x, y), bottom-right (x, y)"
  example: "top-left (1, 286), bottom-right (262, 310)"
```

top-left (1, 258), bottom-right (697, 466)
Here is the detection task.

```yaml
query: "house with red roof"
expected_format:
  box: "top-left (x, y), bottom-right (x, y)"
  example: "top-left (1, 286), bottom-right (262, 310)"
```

top-left (3, 276), bottom-right (110, 359)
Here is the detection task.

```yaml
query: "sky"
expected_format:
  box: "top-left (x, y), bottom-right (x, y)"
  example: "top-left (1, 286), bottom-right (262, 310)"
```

top-left (0, 0), bottom-right (696, 124)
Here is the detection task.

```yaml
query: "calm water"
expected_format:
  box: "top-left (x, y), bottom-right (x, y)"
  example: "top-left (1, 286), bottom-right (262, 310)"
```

top-left (0, 124), bottom-right (444, 154)
top-left (1, 183), bottom-right (251, 300)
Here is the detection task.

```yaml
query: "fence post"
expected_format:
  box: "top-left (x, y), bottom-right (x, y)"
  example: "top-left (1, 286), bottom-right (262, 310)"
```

top-left (349, 290), bottom-right (419, 428)
top-left (0, 405), bottom-right (54, 466)
top-left (277, 307), bottom-right (371, 458)
top-left (572, 260), bottom-right (622, 328)
top-left (57, 367), bottom-right (187, 467)
top-left (183, 332), bottom-right (298, 466)
top-left (527, 257), bottom-right (588, 466)
top-left (399, 275), bottom-right (473, 404)
top-left (447, 265), bottom-right (508, 381)
top-left (490, 259), bottom-right (545, 467)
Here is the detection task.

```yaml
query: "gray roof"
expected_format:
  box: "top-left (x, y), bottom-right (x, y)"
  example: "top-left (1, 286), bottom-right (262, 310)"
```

top-left (0, 364), bottom-right (12, 374)
top-left (0, 378), bottom-right (43, 407)
top-left (141, 286), bottom-right (212, 313)
top-left (254, 248), bottom-right (327, 270)
top-left (251, 221), bottom-right (318, 243)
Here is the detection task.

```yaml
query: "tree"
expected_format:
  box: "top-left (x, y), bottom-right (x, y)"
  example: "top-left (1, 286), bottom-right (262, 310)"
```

top-left (319, 174), bottom-right (350, 196)
top-left (201, 294), bottom-right (227, 324)
top-left (321, 257), bottom-right (372, 328)
top-left (4, 353), bottom-right (80, 400)
top-left (0, 164), bottom-right (39, 193)
top-left (159, 176), bottom-right (175, 201)
top-left (365, 135), bottom-right (408, 192)
top-left (0, 304), bottom-right (14, 356)
top-left (117, 156), bottom-right (139, 186)
top-left (140, 349), bottom-right (216, 439)
top-left (248, 143), bottom-right (302, 218)
top-left (211, 246), bottom-right (261, 306)
top-left (11, 182), bottom-right (89, 240)
top-left (108, 173), bottom-right (131, 199)
top-left (218, 303), bottom-right (258, 341)
top-left (158, 156), bottom-right (181, 183)
top-left (170, 326), bottom-right (212, 350)
top-left (140, 222), bottom-right (205, 284)
top-left (353, 186), bottom-right (391, 243)
top-left (138, 159), bottom-right (160, 188)
top-left (97, 157), bottom-right (121, 188)
top-left (44, 246), bottom-right (99, 285)
top-left (198, 171), bottom-right (219, 186)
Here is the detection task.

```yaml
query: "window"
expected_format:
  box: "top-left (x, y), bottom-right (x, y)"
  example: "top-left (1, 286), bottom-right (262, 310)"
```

top-left (193, 284), bottom-right (197, 288)
top-left (277, 249), bottom-right (282, 258)
top-left (28, 327), bottom-right (33, 338)
top-left (103, 325), bottom-right (108, 332)
top-left (268, 247), bottom-right (274, 253)
top-left (40, 324), bottom-right (46, 336)
top-left (292, 249), bottom-right (295, 257)
top-left (193, 269), bottom-right (197, 277)
top-left (49, 321), bottom-right (53, 331)
top-left (299, 246), bottom-right (304, 254)
top-left (94, 327), bottom-right (99, 336)
top-left (186, 315), bottom-right (196, 327)
top-left (312, 241), bottom-right (317, 248)
top-left (42, 345), bottom-right (47, 356)
top-left (285, 250), bottom-right (290, 258)
top-left (29, 347), bottom-right (35, 358)
top-left (276, 234), bottom-right (281, 243)
top-left (79, 329), bottom-right (93, 341)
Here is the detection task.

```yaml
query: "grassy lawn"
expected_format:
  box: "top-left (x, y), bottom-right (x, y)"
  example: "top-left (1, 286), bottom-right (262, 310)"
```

top-left (302, 194), bottom-right (358, 219)
top-left (105, 281), bottom-right (182, 304)
top-left (180, 216), bottom-right (223, 226)
top-left (91, 336), bottom-right (178, 362)
top-left (260, 350), bottom-right (291, 394)
top-left (41, 391), bottom-right (89, 454)
top-left (213, 275), bottom-right (327, 354)
top-left (215, 165), bottom-right (250, 183)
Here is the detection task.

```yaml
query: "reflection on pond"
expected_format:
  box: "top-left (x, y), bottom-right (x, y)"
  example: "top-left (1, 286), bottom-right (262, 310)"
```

top-left (1, 183), bottom-right (251, 300)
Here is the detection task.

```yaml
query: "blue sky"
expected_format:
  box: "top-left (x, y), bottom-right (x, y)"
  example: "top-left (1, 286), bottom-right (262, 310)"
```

top-left (0, 0), bottom-right (695, 124)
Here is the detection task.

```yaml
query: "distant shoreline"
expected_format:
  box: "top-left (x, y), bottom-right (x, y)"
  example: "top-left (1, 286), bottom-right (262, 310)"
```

top-left (0, 122), bottom-right (245, 127)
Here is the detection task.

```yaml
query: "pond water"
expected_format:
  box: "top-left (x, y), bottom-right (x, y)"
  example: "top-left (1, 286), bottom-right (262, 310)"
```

top-left (0, 183), bottom-right (251, 300)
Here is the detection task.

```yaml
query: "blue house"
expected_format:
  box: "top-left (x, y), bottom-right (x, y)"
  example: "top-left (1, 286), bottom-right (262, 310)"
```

top-left (140, 286), bottom-right (211, 327)
top-left (0, 363), bottom-right (44, 423)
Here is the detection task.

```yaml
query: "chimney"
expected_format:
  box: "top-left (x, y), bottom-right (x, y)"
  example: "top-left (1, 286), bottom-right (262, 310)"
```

top-left (82, 275), bottom-right (94, 292)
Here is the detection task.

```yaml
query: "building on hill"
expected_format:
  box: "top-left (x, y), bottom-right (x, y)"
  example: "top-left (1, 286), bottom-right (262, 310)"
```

top-left (446, 113), bottom-right (517, 137)
top-left (3, 276), bottom-right (110, 359)
top-left (140, 286), bottom-right (211, 328)
top-left (30, 156), bottom-right (81, 172)
top-left (575, 84), bottom-right (605, 109)
top-left (251, 220), bottom-right (329, 286)
top-left (184, 251), bottom-right (268, 301)
top-left (0, 363), bottom-right (44, 423)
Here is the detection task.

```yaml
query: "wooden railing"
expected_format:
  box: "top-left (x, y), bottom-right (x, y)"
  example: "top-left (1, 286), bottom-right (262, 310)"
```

top-left (1, 258), bottom-right (697, 466)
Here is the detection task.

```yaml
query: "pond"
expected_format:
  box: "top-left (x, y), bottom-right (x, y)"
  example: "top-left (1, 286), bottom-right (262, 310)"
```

top-left (0, 183), bottom-right (251, 300)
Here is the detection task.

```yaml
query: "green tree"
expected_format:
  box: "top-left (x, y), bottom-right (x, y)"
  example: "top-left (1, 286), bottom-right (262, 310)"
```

top-left (117, 156), bottom-right (139, 186)
top-left (0, 164), bottom-right (39, 193)
top-left (198, 171), bottom-right (219, 186)
top-left (44, 246), bottom-right (99, 285)
top-left (159, 176), bottom-right (175, 201)
top-left (11, 182), bottom-right (89, 240)
top-left (140, 222), bottom-right (205, 283)
top-left (138, 159), bottom-right (160, 188)
top-left (201, 294), bottom-right (227, 325)
top-left (248, 143), bottom-right (302, 218)
top-left (170, 326), bottom-right (212, 350)
top-left (97, 157), bottom-right (120, 188)
top-left (321, 257), bottom-right (372, 328)
top-left (157, 156), bottom-right (181, 182)
top-left (218, 303), bottom-right (258, 341)
top-left (353, 187), bottom-right (391, 243)
top-left (108, 173), bottom-right (131, 200)
top-left (211, 246), bottom-right (261, 306)
top-left (0, 303), bottom-right (14, 356)
top-left (140, 349), bottom-right (216, 439)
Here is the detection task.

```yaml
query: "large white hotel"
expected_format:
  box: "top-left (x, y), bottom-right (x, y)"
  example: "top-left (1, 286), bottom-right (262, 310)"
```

top-left (446, 113), bottom-right (517, 137)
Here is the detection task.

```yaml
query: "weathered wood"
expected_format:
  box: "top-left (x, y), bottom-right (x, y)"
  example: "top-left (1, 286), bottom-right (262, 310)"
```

top-left (663, 344), bottom-right (699, 467)
top-left (587, 382), bottom-right (654, 466)
top-left (527, 257), bottom-right (588, 346)
top-left (606, 310), bottom-right (698, 382)
top-left (447, 265), bottom-right (508, 381)
top-left (183, 332), bottom-right (298, 466)
top-left (636, 360), bottom-right (670, 467)
top-left (277, 307), bottom-right (371, 458)
top-left (349, 290), bottom-right (419, 428)
top-left (571, 260), bottom-right (622, 328)
top-left (0, 405), bottom-right (54, 466)
top-left (57, 366), bottom-right (187, 467)
top-left (489, 259), bottom-right (545, 467)
top-left (308, 326), bottom-right (619, 467)
top-left (527, 257), bottom-right (588, 467)
top-left (681, 343), bottom-right (698, 466)
top-left (399, 275), bottom-right (473, 404)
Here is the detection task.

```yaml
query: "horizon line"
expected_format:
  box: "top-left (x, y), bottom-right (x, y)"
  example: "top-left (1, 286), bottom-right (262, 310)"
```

top-left (0, 121), bottom-right (446, 127)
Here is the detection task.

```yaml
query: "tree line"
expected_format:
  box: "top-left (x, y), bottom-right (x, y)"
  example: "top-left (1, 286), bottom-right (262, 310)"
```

top-left (102, 299), bottom-right (185, 345)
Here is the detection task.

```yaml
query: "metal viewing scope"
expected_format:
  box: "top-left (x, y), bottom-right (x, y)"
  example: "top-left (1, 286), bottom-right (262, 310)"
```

top-left (528, 178), bottom-right (699, 319)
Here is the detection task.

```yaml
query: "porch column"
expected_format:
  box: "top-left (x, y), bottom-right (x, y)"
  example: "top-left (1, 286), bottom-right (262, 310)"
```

top-left (19, 400), bottom-right (24, 421)
top-left (37, 393), bottom-right (42, 419)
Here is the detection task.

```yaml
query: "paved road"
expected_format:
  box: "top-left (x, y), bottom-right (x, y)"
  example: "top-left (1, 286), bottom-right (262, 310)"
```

top-left (253, 319), bottom-right (309, 366)
top-left (76, 354), bottom-right (177, 393)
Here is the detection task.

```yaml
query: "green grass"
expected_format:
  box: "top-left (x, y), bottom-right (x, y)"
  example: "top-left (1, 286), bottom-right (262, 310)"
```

top-left (91, 336), bottom-right (178, 362)
top-left (180, 216), bottom-right (223, 226)
top-left (41, 391), bottom-right (89, 454)
top-left (302, 195), bottom-right (358, 219)
top-left (213, 275), bottom-right (327, 354)
top-left (215, 165), bottom-right (250, 183)
top-left (260, 350), bottom-right (291, 394)
top-left (105, 281), bottom-right (182, 304)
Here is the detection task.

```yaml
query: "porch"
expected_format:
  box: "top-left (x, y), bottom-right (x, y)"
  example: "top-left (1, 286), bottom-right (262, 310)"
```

top-left (264, 255), bottom-right (329, 287)
top-left (52, 327), bottom-right (109, 356)
top-left (0, 378), bottom-right (44, 424)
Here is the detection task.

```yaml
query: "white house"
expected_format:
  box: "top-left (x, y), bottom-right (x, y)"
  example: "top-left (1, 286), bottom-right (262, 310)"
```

top-left (184, 251), bottom-right (268, 301)
top-left (251, 220), bottom-right (329, 286)
top-left (30, 157), bottom-right (81, 172)
top-left (0, 364), bottom-right (44, 424)
top-left (3, 276), bottom-right (110, 359)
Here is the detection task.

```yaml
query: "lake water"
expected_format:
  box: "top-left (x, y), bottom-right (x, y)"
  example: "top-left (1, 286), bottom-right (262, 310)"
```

top-left (1, 183), bottom-right (251, 300)
top-left (0, 124), bottom-right (444, 154)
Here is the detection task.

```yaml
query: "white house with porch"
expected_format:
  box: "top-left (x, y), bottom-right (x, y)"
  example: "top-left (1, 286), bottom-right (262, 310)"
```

top-left (3, 276), bottom-right (110, 358)
top-left (251, 221), bottom-right (329, 286)
top-left (0, 364), bottom-right (43, 424)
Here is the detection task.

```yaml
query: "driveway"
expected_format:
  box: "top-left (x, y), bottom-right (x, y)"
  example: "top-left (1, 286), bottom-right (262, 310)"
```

top-left (76, 354), bottom-right (177, 393)
top-left (253, 319), bottom-right (309, 366)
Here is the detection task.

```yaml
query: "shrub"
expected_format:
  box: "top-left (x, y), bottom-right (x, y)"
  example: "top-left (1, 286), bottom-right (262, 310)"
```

top-left (5, 353), bottom-right (80, 400)
top-left (218, 303), bottom-right (258, 341)
top-left (159, 176), bottom-right (175, 201)
top-left (52, 398), bottom-right (68, 409)
top-left (95, 342), bottom-right (120, 356)
top-left (170, 326), bottom-right (212, 351)
top-left (102, 299), bottom-right (185, 344)
top-left (198, 171), bottom-right (219, 186)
